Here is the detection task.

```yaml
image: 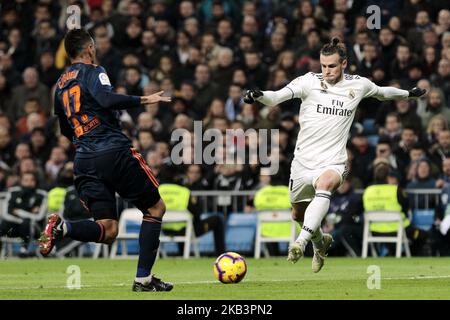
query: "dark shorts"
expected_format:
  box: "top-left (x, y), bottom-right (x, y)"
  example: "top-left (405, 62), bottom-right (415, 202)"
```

top-left (73, 147), bottom-right (161, 220)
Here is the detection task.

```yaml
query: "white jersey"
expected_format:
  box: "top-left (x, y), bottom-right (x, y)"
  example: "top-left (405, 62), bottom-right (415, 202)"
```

top-left (257, 72), bottom-right (409, 173)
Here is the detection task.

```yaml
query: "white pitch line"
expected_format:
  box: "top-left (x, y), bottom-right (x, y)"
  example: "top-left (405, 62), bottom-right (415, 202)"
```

top-left (1, 275), bottom-right (450, 291)
top-left (384, 275), bottom-right (450, 280)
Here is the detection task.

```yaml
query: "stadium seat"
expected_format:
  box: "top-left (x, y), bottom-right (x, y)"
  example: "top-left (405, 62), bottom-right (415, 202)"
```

top-left (362, 211), bottom-right (411, 258)
top-left (253, 186), bottom-right (297, 258)
top-left (196, 212), bottom-right (221, 254)
top-left (158, 184), bottom-right (200, 258)
top-left (159, 210), bottom-right (199, 259)
top-left (254, 210), bottom-right (296, 258)
top-left (110, 208), bottom-right (142, 258)
top-left (411, 209), bottom-right (435, 231)
top-left (225, 213), bottom-right (257, 254)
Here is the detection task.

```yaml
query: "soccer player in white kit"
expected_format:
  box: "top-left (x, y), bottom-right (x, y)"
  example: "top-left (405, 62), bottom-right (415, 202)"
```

top-left (243, 38), bottom-right (426, 272)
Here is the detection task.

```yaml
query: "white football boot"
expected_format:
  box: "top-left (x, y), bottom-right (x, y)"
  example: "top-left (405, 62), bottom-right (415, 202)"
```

top-left (312, 233), bottom-right (333, 273)
top-left (287, 241), bottom-right (305, 264)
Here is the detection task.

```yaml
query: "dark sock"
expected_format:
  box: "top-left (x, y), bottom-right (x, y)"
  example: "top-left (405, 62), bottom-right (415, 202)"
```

top-left (65, 221), bottom-right (104, 242)
top-left (136, 216), bottom-right (162, 278)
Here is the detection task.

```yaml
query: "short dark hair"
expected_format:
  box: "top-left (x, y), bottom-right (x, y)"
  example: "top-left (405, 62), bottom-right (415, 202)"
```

top-left (320, 37), bottom-right (347, 62)
top-left (374, 163), bottom-right (390, 183)
top-left (64, 28), bottom-right (93, 59)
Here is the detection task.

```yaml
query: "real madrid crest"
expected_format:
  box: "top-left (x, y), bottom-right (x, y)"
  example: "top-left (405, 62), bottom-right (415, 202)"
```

top-left (348, 89), bottom-right (355, 99)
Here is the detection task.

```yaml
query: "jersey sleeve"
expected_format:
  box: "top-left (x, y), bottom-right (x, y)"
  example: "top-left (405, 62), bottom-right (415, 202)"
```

top-left (86, 66), bottom-right (141, 110)
top-left (285, 73), bottom-right (313, 100)
top-left (257, 73), bottom-right (312, 106)
top-left (361, 77), bottom-right (379, 98)
top-left (361, 76), bottom-right (409, 100)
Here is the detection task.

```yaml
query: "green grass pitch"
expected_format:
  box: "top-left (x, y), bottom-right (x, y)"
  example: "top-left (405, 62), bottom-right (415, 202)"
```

top-left (1, 257), bottom-right (449, 300)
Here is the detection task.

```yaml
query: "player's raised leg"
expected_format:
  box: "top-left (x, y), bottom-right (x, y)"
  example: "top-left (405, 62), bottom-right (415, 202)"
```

top-left (289, 170), bottom-right (339, 269)
top-left (132, 199), bottom-right (173, 292)
top-left (39, 211), bottom-right (117, 256)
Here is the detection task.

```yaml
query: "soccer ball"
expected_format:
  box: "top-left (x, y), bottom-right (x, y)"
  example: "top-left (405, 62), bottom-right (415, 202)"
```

top-left (213, 252), bottom-right (247, 284)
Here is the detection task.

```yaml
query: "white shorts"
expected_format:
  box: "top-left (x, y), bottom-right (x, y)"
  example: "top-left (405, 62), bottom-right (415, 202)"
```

top-left (289, 160), bottom-right (348, 203)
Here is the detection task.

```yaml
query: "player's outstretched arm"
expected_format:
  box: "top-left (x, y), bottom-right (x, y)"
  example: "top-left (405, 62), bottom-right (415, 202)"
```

top-left (365, 77), bottom-right (427, 101)
top-left (89, 68), bottom-right (171, 109)
top-left (95, 90), bottom-right (171, 110)
top-left (374, 86), bottom-right (426, 101)
top-left (243, 86), bottom-right (294, 106)
top-left (140, 90), bottom-right (172, 105)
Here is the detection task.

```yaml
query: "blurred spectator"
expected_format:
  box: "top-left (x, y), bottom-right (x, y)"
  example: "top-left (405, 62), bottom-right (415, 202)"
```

top-left (420, 88), bottom-right (450, 131)
top-left (28, 127), bottom-right (51, 167)
top-left (425, 114), bottom-right (448, 148)
top-left (137, 130), bottom-right (155, 155)
top-left (393, 126), bottom-right (419, 181)
top-left (95, 36), bottom-right (121, 86)
top-left (6, 27), bottom-right (29, 72)
top-left (200, 32), bottom-right (224, 72)
top-left (212, 47), bottom-right (235, 97)
top-left (193, 64), bottom-right (218, 119)
top-left (324, 176), bottom-right (364, 257)
top-left (243, 50), bottom-right (269, 89)
top-left (33, 19), bottom-right (60, 58)
top-left (10, 67), bottom-right (51, 120)
top-left (436, 158), bottom-right (450, 189)
top-left (431, 59), bottom-right (450, 105)
top-left (0, 172), bottom-right (45, 257)
top-left (0, 125), bottom-right (15, 168)
top-left (37, 50), bottom-right (61, 89)
top-left (174, 164), bottom-right (225, 255)
top-left (429, 130), bottom-right (450, 172)
top-left (0, 73), bottom-right (13, 117)
top-left (216, 18), bottom-right (236, 49)
top-left (394, 99), bottom-right (422, 135)
top-left (225, 83), bottom-right (244, 121)
top-left (433, 9), bottom-right (450, 37)
top-left (14, 142), bottom-right (31, 164)
top-left (406, 158), bottom-right (437, 210)
top-left (0, 54), bottom-right (22, 88)
top-left (45, 146), bottom-right (68, 183)
top-left (363, 158), bottom-right (428, 256)
top-left (15, 98), bottom-right (47, 139)
top-left (350, 133), bottom-right (375, 186)
top-left (378, 112), bottom-right (401, 145)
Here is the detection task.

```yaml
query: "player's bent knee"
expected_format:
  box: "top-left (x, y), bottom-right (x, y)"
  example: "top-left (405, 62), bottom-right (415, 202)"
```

top-left (97, 220), bottom-right (118, 244)
top-left (291, 202), bottom-right (308, 222)
top-left (147, 199), bottom-right (166, 218)
top-left (291, 210), bottom-right (304, 223)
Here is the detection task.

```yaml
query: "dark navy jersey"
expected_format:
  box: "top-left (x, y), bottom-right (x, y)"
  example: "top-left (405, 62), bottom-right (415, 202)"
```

top-left (54, 63), bottom-right (141, 156)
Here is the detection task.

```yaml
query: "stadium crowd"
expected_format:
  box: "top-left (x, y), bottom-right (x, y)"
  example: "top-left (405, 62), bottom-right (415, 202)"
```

top-left (0, 0), bottom-right (449, 256)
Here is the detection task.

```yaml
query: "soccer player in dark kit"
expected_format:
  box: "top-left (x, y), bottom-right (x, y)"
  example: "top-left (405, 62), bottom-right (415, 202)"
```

top-left (39, 28), bottom-right (173, 292)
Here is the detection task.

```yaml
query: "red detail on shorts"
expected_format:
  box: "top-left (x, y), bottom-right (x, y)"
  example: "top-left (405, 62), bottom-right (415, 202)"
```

top-left (130, 148), bottom-right (159, 187)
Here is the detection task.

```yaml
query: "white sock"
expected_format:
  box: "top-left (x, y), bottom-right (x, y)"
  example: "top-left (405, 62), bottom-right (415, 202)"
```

top-left (296, 190), bottom-right (331, 247)
top-left (135, 275), bottom-right (152, 285)
top-left (311, 228), bottom-right (324, 251)
top-left (62, 221), bottom-right (68, 236)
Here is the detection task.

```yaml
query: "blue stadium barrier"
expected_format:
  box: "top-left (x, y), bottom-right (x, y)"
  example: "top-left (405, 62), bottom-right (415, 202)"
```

top-left (196, 212), bottom-right (222, 254)
top-left (225, 213), bottom-right (257, 254)
top-left (367, 134), bottom-right (379, 147)
top-left (363, 118), bottom-right (376, 135)
top-left (411, 209), bottom-right (435, 231)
